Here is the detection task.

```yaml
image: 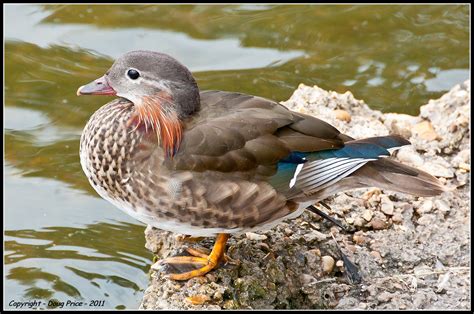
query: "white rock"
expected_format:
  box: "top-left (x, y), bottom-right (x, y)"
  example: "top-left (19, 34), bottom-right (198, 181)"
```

top-left (459, 162), bottom-right (470, 172)
top-left (436, 272), bottom-right (451, 293)
top-left (245, 232), bottom-right (267, 241)
top-left (434, 200), bottom-right (451, 213)
top-left (417, 200), bottom-right (433, 214)
top-left (422, 162), bottom-right (454, 178)
top-left (396, 146), bottom-right (424, 167)
top-left (451, 149), bottom-right (470, 168)
top-left (380, 195), bottom-right (394, 216)
top-left (362, 210), bottom-right (373, 221)
top-left (303, 230), bottom-right (327, 242)
top-left (384, 113), bottom-right (419, 139)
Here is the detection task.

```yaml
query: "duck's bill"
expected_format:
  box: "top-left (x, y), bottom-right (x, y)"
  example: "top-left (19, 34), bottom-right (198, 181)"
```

top-left (77, 75), bottom-right (116, 96)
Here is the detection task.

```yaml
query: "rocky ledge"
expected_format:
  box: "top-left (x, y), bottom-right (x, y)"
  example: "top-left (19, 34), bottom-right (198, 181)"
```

top-left (140, 80), bottom-right (470, 310)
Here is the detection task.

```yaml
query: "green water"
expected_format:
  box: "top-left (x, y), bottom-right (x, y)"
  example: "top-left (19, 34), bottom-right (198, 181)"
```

top-left (4, 4), bottom-right (469, 310)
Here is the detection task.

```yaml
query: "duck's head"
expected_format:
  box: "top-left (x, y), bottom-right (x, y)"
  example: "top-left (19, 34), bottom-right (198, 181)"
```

top-left (77, 50), bottom-right (200, 155)
top-left (77, 50), bottom-right (200, 118)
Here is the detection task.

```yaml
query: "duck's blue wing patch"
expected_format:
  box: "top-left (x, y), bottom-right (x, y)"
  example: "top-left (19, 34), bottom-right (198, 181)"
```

top-left (269, 135), bottom-right (410, 196)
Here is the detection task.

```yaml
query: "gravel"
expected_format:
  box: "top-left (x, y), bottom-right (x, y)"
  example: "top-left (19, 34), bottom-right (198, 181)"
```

top-left (140, 80), bottom-right (470, 310)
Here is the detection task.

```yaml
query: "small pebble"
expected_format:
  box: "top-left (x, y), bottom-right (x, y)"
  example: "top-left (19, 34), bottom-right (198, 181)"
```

top-left (380, 195), bottom-right (394, 216)
top-left (334, 109), bottom-right (351, 122)
top-left (256, 242), bottom-right (270, 252)
top-left (370, 250), bottom-right (382, 263)
top-left (362, 210), bottom-right (373, 221)
top-left (392, 212), bottom-right (403, 224)
top-left (245, 232), bottom-right (267, 241)
top-left (412, 120), bottom-right (438, 141)
top-left (459, 162), bottom-right (470, 172)
top-left (416, 200), bottom-right (433, 214)
top-left (213, 291), bottom-right (223, 300)
top-left (377, 291), bottom-right (393, 302)
top-left (346, 244), bottom-right (357, 253)
top-left (336, 260), bottom-right (344, 267)
top-left (417, 214), bottom-right (436, 225)
top-left (352, 233), bottom-right (366, 245)
top-left (304, 230), bottom-right (327, 242)
top-left (396, 147), bottom-right (424, 167)
top-left (362, 188), bottom-right (381, 201)
top-left (186, 295), bottom-right (210, 305)
top-left (434, 199), bottom-right (451, 213)
top-left (300, 273), bottom-right (315, 285)
top-left (422, 162), bottom-right (454, 178)
top-left (371, 218), bottom-right (387, 230)
top-left (321, 255), bottom-right (335, 273)
top-left (354, 217), bottom-right (366, 228)
top-left (448, 123), bottom-right (457, 133)
top-left (206, 273), bottom-right (217, 282)
top-left (436, 272), bottom-right (450, 293)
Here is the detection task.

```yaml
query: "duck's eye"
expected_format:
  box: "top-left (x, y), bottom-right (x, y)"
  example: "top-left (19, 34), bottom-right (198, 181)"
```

top-left (127, 69), bottom-right (140, 80)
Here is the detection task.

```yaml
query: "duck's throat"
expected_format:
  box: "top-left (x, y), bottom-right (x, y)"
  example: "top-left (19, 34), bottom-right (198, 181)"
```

top-left (130, 94), bottom-right (183, 157)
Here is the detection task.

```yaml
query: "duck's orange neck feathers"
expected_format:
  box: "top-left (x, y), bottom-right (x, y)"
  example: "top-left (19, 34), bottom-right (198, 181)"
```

top-left (129, 92), bottom-right (183, 157)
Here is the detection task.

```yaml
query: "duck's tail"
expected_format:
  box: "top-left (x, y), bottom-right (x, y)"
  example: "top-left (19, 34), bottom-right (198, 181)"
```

top-left (353, 157), bottom-right (447, 197)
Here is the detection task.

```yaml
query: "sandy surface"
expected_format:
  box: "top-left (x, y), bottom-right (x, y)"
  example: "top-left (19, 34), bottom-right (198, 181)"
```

top-left (140, 80), bottom-right (470, 310)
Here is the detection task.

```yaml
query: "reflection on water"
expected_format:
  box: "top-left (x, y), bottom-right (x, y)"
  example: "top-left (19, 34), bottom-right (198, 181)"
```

top-left (5, 163), bottom-right (151, 309)
top-left (5, 222), bottom-right (149, 309)
top-left (4, 3), bottom-right (469, 310)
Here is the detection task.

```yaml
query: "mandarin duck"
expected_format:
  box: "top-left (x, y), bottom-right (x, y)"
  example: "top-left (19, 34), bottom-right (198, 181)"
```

top-left (77, 50), bottom-right (445, 280)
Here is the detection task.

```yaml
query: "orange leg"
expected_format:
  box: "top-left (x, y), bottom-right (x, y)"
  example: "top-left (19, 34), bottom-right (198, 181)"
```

top-left (159, 233), bottom-right (230, 281)
top-left (186, 246), bottom-right (240, 265)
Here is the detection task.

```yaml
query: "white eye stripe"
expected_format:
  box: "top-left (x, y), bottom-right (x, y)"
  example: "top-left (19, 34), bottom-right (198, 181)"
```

top-left (144, 79), bottom-right (172, 93)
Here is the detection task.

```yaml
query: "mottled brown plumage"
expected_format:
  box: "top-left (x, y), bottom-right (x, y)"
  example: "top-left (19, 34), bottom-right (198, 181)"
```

top-left (78, 50), bottom-right (446, 280)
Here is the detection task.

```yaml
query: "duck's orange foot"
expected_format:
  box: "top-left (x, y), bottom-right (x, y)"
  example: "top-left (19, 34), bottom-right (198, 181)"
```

top-left (158, 233), bottom-right (231, 281)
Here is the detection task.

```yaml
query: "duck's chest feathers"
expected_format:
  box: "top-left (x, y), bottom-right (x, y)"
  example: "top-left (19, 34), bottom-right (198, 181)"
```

top-left (80, 100), bottom-right (166, 209)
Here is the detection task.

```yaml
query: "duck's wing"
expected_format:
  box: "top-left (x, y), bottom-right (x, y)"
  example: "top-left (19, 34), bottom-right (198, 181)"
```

top-left (170, 90), bottom-right (345, 177)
